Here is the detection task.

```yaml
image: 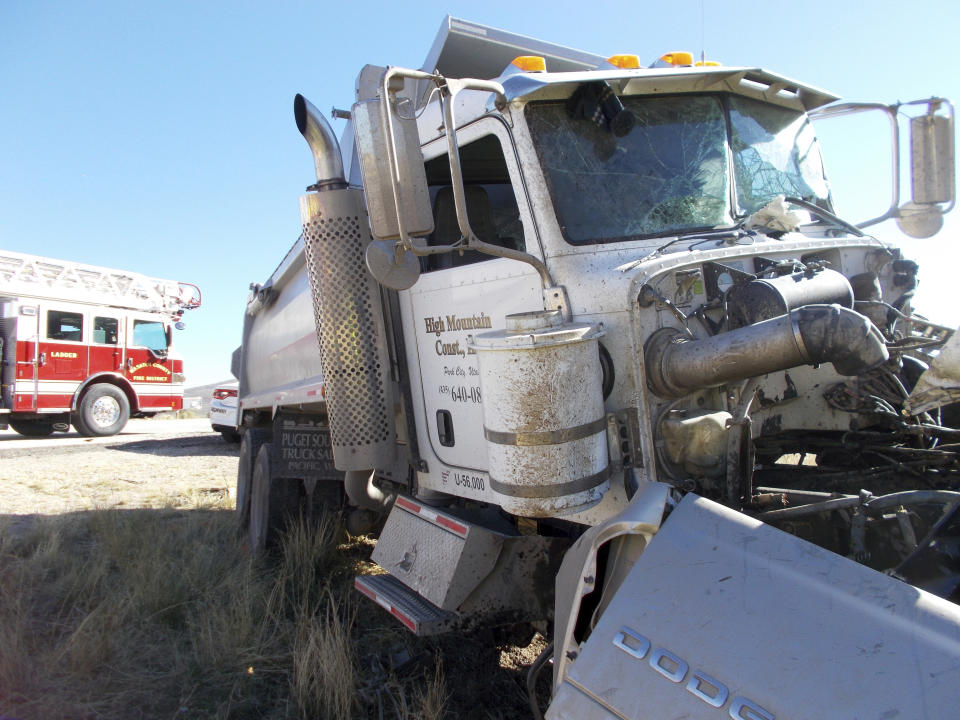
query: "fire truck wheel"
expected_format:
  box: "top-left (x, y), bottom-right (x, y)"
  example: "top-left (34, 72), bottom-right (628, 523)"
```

top-left (248, 443), bottom-right (300, 553)
top-left (9, 418), bottom-right (55, 437)
top-left (74, 384), bottom-right (130, 437)
top-left (236, 428), bottom-right (270, 535)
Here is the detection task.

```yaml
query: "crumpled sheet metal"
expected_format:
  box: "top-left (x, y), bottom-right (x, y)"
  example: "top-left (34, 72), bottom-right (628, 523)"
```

top-left (905, 328), bottom-right (960, 415)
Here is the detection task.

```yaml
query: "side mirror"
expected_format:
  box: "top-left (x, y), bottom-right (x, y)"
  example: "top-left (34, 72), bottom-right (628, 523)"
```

top-left (812, 98), bottom-right (955, 238)
top-left (897, 101), bottom-right (955, 238)
top-left (352, 93), bottom-right (433, 244)
top-left (353, 73), bottom-right (433, 291)
top-left (910, 104), bottom-right (955, 206)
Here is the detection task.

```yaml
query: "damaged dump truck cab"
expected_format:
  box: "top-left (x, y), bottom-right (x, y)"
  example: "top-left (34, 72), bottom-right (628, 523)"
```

top-left (234, 16), bottom-right (960, 718)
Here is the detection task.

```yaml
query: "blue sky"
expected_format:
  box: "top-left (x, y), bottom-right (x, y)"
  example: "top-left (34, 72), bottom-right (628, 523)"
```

top-left (2, 0), bottom-right (958, 386)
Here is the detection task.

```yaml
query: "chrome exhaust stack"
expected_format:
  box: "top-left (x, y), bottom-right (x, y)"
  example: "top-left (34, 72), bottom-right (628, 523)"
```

top-left (294, 93), bottom-right (346, 189)
top-left (295, 94), bottom-right (397, 474)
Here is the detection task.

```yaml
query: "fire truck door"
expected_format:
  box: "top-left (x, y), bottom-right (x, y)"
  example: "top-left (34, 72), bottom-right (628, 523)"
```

top-left (90, 314), bottom-right (123, 374)
top-left (123, 314), bottom-right (173, 396)
top-left (37, 308), bottom-right (90, 406)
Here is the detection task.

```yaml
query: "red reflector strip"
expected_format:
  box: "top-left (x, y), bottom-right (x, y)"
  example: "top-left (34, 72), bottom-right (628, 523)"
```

top-left (354, 579), bottom-right (417, 632)
top-left (355, 579), bottom-right (377, 600)
top-left (390, 607), bottom-right (417, 632)
top-left (436, 516), bottom-right (469, 536)
top-left (396, 496), bottom-right (421, 513)
top-left (394, 496), bottom-right (468, 538)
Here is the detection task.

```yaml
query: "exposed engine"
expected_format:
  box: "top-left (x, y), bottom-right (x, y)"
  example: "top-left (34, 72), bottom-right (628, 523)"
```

top-left (641, 248), bottom-right (960, 603)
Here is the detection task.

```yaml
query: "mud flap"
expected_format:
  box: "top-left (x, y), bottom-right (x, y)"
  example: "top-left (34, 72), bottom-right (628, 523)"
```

top-left (271, 414), bottom-right (340, 482)
top-left (548, 492), bottom-right (960, 719)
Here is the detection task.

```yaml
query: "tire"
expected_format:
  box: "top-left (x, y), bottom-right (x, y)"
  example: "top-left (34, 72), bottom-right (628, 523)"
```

top-left (236, 428), bottom-right (269, 534)
top-left (9, 418), bottom-right (55, 437)
top-left (74, 384), bottom-right (130, 437)
top-left (309, 480), bottom-right (346, 520)
top-left (247, 443), bottom-right (300, 553)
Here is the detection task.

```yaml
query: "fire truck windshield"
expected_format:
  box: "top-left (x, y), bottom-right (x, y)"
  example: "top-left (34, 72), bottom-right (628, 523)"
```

top-left (132, 319), bottom-right (169, 356)
top-left (525, 92), bottom-right (832, 244)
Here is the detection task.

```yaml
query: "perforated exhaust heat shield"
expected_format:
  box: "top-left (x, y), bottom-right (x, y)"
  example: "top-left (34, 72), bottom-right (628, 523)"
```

top-left (299, 188), bottom-right (395, 471)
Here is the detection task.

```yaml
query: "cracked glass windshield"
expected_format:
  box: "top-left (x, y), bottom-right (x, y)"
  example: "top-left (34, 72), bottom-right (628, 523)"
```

top-left (729, 95), bottom-right (831, 214)
top-left (526, 92), bottom-right (831, 244)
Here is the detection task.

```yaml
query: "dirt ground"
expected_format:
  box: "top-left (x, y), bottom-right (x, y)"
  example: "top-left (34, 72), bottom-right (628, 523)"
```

top-left (0, 418), bottom-right (239, 517)
top-left (0, 418), bottom-right (548, 719)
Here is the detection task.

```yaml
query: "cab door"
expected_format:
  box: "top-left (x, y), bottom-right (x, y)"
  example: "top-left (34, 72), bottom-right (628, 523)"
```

top-left (89, 314), bottom-right (124, 374)
top-left (36, 305), bottom-right (89, 409)
top-left (123, 313), bottom-right (175, 407)
top-left (402, 120), bottom-right (544, 478)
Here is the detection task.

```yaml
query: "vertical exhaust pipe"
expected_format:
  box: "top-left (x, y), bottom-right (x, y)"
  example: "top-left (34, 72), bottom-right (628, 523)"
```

top-left (294, 93), bottom-right (346, 189)
top-left (295, 94), bottom-right (397, 475)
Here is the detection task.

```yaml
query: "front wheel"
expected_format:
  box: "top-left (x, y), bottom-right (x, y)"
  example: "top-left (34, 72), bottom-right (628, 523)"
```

top-left (74, 384), bottom-right (130, 437)
top-left (9, 418), bottom-right (55, 437)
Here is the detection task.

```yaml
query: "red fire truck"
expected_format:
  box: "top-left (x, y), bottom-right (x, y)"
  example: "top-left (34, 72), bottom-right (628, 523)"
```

top-left (0, 250), bottom-right (201, 437)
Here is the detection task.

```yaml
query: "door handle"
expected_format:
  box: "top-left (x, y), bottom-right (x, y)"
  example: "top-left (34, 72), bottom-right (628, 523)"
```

top-left (38, 352), bottom-right (46, 367)
top-left (126, 357), bottom-right (134, 370)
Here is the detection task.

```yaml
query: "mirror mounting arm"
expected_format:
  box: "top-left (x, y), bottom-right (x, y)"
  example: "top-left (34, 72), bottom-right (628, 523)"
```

top-left (811, 101), bottom-right (901, 228)
top-left (379, 67), bottom-right (554, 290)
top-left (436, 77), bottom-right (554, 289)
top-left (378, 67), bottom-right (442, 254)
top-left (810, 97), bottom-right (955, 236)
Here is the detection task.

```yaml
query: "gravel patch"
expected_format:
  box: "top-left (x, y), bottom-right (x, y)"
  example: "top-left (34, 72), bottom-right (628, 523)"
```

top-left (0, 420), bottom-right (239, 518)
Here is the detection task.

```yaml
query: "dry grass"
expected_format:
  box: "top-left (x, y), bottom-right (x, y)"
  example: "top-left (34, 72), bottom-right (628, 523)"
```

top-left (0, 494), bottom-right (541, 719)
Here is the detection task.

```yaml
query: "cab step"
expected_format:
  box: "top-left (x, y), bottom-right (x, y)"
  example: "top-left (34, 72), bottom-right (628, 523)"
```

top-left (354, 573), bottom-right (458, 636)
top-left (356, 495), bottom-right (569, 636)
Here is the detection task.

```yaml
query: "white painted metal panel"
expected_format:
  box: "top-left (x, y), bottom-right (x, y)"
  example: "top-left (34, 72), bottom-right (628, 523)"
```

top-left (549, 494), bottom-right (960, 719)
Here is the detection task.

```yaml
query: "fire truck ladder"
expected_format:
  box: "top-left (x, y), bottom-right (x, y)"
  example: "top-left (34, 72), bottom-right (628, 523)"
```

top-left (0, 250), bottom-right (201, 315)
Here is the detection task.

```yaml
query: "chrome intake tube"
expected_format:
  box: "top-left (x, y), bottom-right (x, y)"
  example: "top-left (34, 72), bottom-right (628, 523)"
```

top-left (294, 94), bottom-right (346, 188)
top-left (345, 470), bottom-right (394, 511)
top-left (644, 304), bottom-right (889, 398)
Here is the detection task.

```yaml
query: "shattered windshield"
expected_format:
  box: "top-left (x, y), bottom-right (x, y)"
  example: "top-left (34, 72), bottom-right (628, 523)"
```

top-left (526, 91), bottom-right (832, 244)
top-left (729, 95), bottom-right (831, 214)
top-left (526, 95), bottom-right (731, 243)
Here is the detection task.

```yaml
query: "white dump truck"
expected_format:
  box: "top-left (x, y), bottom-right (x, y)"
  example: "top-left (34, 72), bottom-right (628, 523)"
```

top-left (234, 17), bottom-right (960, 718)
